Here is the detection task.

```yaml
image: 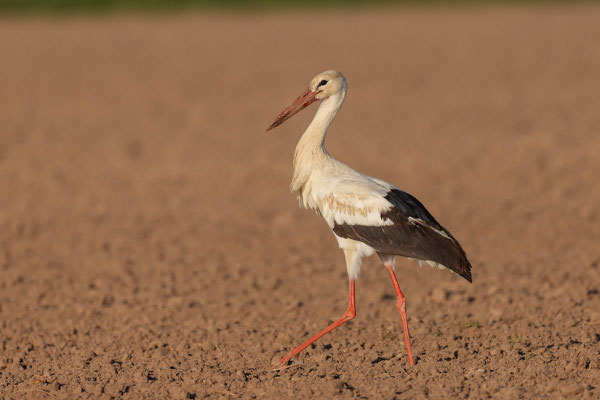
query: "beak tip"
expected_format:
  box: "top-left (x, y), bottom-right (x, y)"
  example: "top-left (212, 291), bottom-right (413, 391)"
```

top-left (266, 89), bottom-right (317, 134)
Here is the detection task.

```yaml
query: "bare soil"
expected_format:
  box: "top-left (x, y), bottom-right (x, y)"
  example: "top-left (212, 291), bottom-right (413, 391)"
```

top-left (1, 4), bottom-right (600, 398)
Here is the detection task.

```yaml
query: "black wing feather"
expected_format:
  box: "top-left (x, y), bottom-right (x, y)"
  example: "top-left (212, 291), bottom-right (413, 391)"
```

top-left (332, 189), bottom-right (472, 282)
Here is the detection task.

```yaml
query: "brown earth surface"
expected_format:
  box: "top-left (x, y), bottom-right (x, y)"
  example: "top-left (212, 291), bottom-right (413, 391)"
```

top-left (1, 4), bottom-right (600, 399)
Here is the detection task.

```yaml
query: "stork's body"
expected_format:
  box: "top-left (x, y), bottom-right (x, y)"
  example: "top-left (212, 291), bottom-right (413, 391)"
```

top-left (267, 70), bottom-right (472, 366)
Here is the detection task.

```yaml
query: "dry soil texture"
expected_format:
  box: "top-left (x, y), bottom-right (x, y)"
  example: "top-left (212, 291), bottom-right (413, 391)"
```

top-left (1, 4), bottom-right (600, 399)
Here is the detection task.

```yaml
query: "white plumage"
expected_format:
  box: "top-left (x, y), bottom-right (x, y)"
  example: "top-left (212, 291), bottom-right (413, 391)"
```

top-left (267, 70), bottom-right (472, 367)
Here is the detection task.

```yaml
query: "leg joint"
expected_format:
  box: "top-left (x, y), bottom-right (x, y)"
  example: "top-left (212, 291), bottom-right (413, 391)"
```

top-left (343, 307), bottom-right (356, 321)
top-left (396, 297), bottom-right (406, 310)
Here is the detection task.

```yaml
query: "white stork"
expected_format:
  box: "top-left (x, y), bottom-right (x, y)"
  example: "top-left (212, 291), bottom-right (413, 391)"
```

top-left (267, 70), bottom-right (472, 367)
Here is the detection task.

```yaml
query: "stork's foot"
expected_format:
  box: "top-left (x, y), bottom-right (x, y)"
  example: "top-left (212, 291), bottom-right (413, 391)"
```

top-left (275, 280), bottom-right (356, 368)
top-left (279, 351), bottom-right (299, 366)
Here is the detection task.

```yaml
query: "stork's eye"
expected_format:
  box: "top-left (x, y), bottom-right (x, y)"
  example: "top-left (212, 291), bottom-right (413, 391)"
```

top-left (317, 79), bottom-right (328, 88)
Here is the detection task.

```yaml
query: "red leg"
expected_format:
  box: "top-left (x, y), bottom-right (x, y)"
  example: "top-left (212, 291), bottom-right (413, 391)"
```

top-left (280, 279), bottom-right (356, 365)
top-left (385, 264), bottom-right (415, 366)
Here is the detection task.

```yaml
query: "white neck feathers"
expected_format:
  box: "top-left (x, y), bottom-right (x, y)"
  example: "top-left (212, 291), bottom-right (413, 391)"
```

top-left (290, 91), bottom-right (346, 198)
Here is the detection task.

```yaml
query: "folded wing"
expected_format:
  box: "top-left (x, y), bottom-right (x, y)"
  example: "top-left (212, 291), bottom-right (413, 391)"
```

top-left (324, 183), bottom-right (472, 282)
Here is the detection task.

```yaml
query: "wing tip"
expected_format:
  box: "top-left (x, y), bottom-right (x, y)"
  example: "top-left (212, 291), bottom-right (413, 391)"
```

top-left (456, 260), bottom-right (473, 283)
top-left (461, 269), bottom-right (473, 283)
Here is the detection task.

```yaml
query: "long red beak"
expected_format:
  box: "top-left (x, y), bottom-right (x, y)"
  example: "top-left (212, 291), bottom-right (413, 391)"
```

top-left (266, 89), bottom-right (319, 132)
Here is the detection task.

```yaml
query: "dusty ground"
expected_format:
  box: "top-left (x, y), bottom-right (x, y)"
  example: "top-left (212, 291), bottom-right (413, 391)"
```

top-left (1, 4), bottom-right (600, 399)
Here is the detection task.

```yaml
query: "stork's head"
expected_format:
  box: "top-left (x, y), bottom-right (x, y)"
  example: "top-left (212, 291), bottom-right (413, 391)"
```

top-left (266, 70), bottom-right (347, 131)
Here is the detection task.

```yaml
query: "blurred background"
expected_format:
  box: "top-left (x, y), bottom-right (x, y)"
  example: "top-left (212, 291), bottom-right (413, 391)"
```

top-left (1, 0), bottom-right (599, 398)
